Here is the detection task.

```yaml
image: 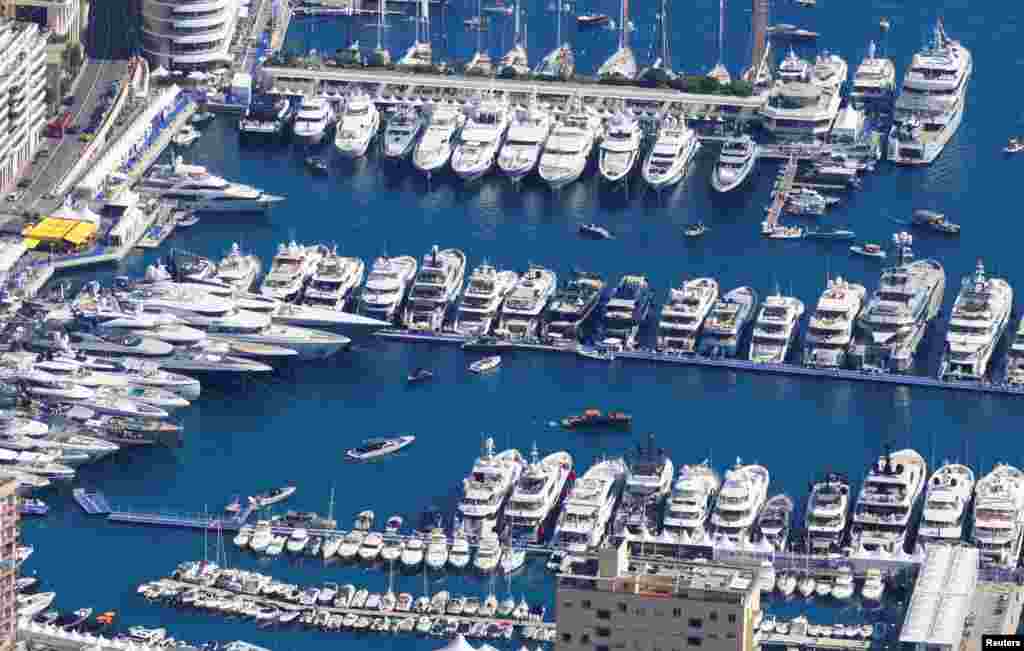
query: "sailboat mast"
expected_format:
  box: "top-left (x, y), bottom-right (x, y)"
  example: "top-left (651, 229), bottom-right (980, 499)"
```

top-left (476, 0), bottom-right (483, 52)
top-left (377, 0), bottom-right (385, 50)
top-left (620, 0), bottom-right (628, 49)
top-left (514, 0), bottom-right (521, 47)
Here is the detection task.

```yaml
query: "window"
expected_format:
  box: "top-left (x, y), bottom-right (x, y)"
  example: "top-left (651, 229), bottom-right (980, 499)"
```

top-left (709, 612), bottom-right (718, 622)
top-left (582, 600), bottom-right (592, 609)
top-left (582, 634), bottom-right (591, 644)
top-left (562, 634), bottom-right (573, 643)
top-left (673, 608), bottom-right (682, 617)
top-left (597, 610), bottom-right (611, 620)
top-left (687, 638), bottom-right (702, 647)
top-left (563, 602), bottom-right (574, 608)
top-left (597, 627), bottom-right (610, 638)
top-left (727, 614), bottom-right (736, 624)
top-left (688, 619), bottom-right (702, 629)
top-left (727, 633), bottom-right (737, 639)
top-left (618, 603), bottom-right (628, 613)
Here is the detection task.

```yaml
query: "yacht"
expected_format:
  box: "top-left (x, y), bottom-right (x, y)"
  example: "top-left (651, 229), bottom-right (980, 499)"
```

top-left (497, 101), bottom-right (553, 180)
top-left (805, 473), bottom-right (851, 555)
top-left (552, 458), bottom-right (626, 555)
top-left (850, 41), bottom-right (896, 109)
top-left (358, 255), bottom-right (418, 322)
top-left (238, 95), bottom-right (293, 140)
top-left (334, 90), bottom-right (381, 158)
top-left (248, 522), bottom-right (274, 553)
top-left (474, 532), bottom-right (501, 572)
top-left (453, 263), bottom-right (519, 336)
top-left (1003, 318), bottom-right (1024, 386)
top-left (538, 103), bottom-right (603, 189)
top-left (708, 460), bottom-right (770, 547)
top-left (888, 20), bottom-right (972, 165)
top-left (760, 48), bottom-right (846, 141)
top-left (748, 293), bottom-right (805, 364)
top-left (382, 107), bottom-right (424, 159)
top-left (292, 96), bottom-right (336, 145)
top-left (849, 448), bottom-right (927, 556)
top-left (661, 462), bottom-right (720, 545)
top-left (916, 463), bottom-right (975, 553)
top-left (425, 528), bottom-right (449, 570)
top-left (401, 535), bottom-right (425, 568)
top-left (448, 528), bottom-right (470, 569)
top-left (596, 275), bottom-right (653, 349)
top-left (802, 277), bottom-right (866, 368)
top-left (540, 272), bottom-right (606, 344)
top-left (302, 248), bottom-right (366, 311)
top-left (656, 277), bottom-right (718, 353)
top-left (138, 156), bottom-right (284, 213)
top-left (939, 260), bottom-right (1013, 381)
top-left (641, 115), bottom-right (699, 189)
top-left (755, 494), bottom-right (795, 552)
top-left (457, 437), bottom-right (527, 537)
top-left (972, 464), bottom-right (1024, 567)
top-left (413, 105), bottom-right (466, 174)
top-left (612, 434), bottom-right (674, 542)
top-left (598, 111), bottom-right (643, 183)
top-left (402, 246), bottom-right (467, 331)
top-left (211, 243), bottom-right (261, 292)
top-left (698, 286), bottom-right (759, 357)
top-left (504, 444), bottom-right (573, 543)
top-left (496, 266), bottom-right (557, 339)
top-left (259, 242), bottom-right (327, 302)
top-left (710, 135), bottom-right (758, 193)
top-left (848, 233), bottom-right (946, 372)
top-left (451, 98), bottom-right (511, 180)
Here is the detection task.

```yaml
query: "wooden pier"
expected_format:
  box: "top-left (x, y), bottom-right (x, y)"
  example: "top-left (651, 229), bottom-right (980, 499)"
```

top-left (763, 155), bottom-right (798, 233)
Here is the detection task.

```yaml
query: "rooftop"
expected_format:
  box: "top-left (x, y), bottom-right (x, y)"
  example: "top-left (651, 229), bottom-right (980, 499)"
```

top-left (560, 559), bottom-right (759, 600)
top-left (899, 545), bottom-right (978, 646)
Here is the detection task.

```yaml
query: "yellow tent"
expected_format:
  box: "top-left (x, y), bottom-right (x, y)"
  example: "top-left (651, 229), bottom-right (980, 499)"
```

top-left (22, 238), bottom-right (40, 250)
top-left (64, 222), bottom-right (97, 245)
top-left (23, 218), bottom-right (77, 243)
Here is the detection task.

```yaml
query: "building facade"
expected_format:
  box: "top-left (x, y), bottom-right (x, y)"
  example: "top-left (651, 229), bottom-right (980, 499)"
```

top-left (141, 0), bottom-right (239, 71)
top-left (0, 20), bottom-right (49, 194)
top-left (0, 479), bottom-right (18, 651)
top-left (0, 0), bottom-right (85, 43)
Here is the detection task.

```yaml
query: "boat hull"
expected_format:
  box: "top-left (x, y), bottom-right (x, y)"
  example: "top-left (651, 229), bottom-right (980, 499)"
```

top-left (710, 155), bottom-right (757, 193)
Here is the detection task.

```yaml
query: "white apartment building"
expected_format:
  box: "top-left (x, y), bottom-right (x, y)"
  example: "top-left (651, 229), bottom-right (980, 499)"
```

top-left (0, 19), bottom-right (49, 194)
top-left (141, 0), bottom-right (239, 71)
top-left (7, 0), bottom-right (82, 42)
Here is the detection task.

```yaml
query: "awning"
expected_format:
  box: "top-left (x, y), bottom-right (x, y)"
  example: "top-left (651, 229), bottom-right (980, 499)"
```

top-left (64, 222), bottom-right (97, 245)
top-left (23, 218), bottom-right (78, 242)
top-left (22, 239), bottom-right (40, 250)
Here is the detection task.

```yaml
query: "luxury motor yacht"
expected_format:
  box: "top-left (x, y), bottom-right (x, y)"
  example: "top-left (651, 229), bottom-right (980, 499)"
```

top-left (805, 472), bottom-right (851, 555)
top-left (496, 266), bottom-right (557, 339)
top-left (382, 107), bottom-right (424, 159)
top-left (457, 437), bottom-right (527, 537)
top-left (939, 260), bottom-right (1013, 381)
top-left (598, 110), bottom-right (643, 183)
top-left (698, 286), bottom-right (759, 358)
top-left (0, 413), bottom-right (48, 438)
top-left (849, 448), bottom-right (927, 557)
top-left (656, 278), bottom-right (719, 353)
top-left (402, 246), bottom-right (467, 331)
top-left (1003, 318), bottom-right (1024, 386)
top-left (748, 293), bottom-right (805, 364)
top-left (238, 94), bottom-right (294, 140)
top-left (451, 98), bottom-right (511, 180)
top-left (848, 233), bottom-right (946, 372)
top-left (259, 242), bottom-right (327, 302)
top-left (292, 96), bottom-right (336, 145)
top-left (802, 277), bottom-right (866, 368)
top-left (413, 105), bottom-right (466, 175)
top-left (358, 255), bottom-right (418, 322)
top-left (538, 102), bottom-right (603, 189)
top-left (755, 494), bottom-right (795, 552)
top-left (661, 461), bottom-right (720, 545)
top-left (334, 90), bottom-right (381, 158)
top-left (497, 101), bottom-right (553, 180)
top-left (710, 135), bottom-right (758, 193)
top-left (302, 248), bottom-right (366, 311)
top-left (972, 464), bottom-right (1024, 567)
top-left (70, 294), bottom-right (206, 346)
top-left (708, 460), bottom-right (770, 547)
top-left (138, 156), bottom-right (284, 213)
top-left (504, 444), bottom-right (574, 543)
top-left (759, 48), bottom-right (846, 141)
top-left (641, 115), bottom-right (699, 189)
top-left (540, 272), bottom-right (606, 344)
top-left (211, 243), bottom-right (261, 292)
top-left (612, 434), bottom-right (674, 542)
top-left (453, 263), bottom-right (519, 336)
top-left (916, 463), bottom-right (975, 553)
top-left (850, 41), bottom-right (896, 109)
top-left (552, 458), bottom-right (625, 555)
top-left (888, 20), bottom-right (972, 165)
top-left (596, 275), bottom-right (653, 349)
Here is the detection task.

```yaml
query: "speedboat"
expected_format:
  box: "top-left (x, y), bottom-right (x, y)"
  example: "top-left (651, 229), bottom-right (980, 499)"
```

top-left (382, 107), bottom-right (424, 159)
top-left (1005, 138), bottom-right (1024, 154)
top-left (292, 96), bottom-right (336, 145)
top-left (579, 223), bottom-right (613, 240)
top-left (457, 437), bottom-right (526, 537)
top-left (286, 528), bottom-right (309, 553)
top-left (402, 246), bottom-right (467, 331)
top-left (335, 90), bottom-right (380, 158)
top-left (656, 277), bottom-right (718, 353)
top-left (249, 485), bottom-right (297, 508)
top-left (401, 535), bottom-right (424, 568)
top-left (454, 263), bottom-right (519, 336)
top-left (711, 135), bottom-right (758, 192)
top-left (748, 293), bottom-right (805, 364)
top-left (358, 255), bottom-right (418, 322)
top-left (358, 532), bottom-right (384, 561)
top-left (413, 105), bottom-right (466, 175)
top-left (850, 242), bottom-right (886, 259)
top-left (642, 115), bottom-right (699, 189)
top-left (425, 527), bottom-right (449, 570)
top-left (346, 435), bottom-right (416, 460)
top-left (474, 533), bottom-right (501, 572)
top-left (497, 100), bottom-right (553, 180)
top-left (538, 102), bottom-right (602, 189)
top-left (448, 526), bottom-right (471, 569)
top-left (259, 241), bottom-right (327, 302)
top-left (172, 125), bottom-right (201, 147)
top-left (598, 110), bottom-right (643, 183)
top-left (302, 247), bottom-right (366, 311)
top-left (469, 355), bottom-right (501, 373)
top-left (497, 266), bottom-right (557, 339)
top-left (452, 97), bottom-right (511, 180)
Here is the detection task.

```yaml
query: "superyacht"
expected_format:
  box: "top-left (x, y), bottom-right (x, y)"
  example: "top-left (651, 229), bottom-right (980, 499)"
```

top-left (496, 100), bottom-right (553, 180)
top-left (302, 248), bottom-right (366, 311)
top-left (496, 266), bottom-right (557, 339)
top-left (971, 464), bottom-right (1024, 568)
top-left (412, 105), bottom-right (466, 175)
top-left (661, 462), bottom-right (720, 545)
top-left (656, 278), bottom-right (718, 353)
top-left (888, 20), bottom-right (972, 165)
top-left (357, 255), bottom-right (418, 322)
top-left (238, 95), bottom-right (294, 140)
top-left (850, 41), bottom-right (896, 109)
top-left (710, 135), bottom-right (758, 193)
top-left (1003, 318), bottom-right (1024, 386)
top-left (259, 242), bottom-right (327, 302)
top-left (598, 111), bottom-right (643, 183)
top-left (504, 444), bottom-right (574, 543)
top-left (849, 448), bottom-right (927, 556)
top-left (748, 293), bottom-right (805, 364)
top-left (552, 458), bottom-right (625, 555)
top-left (451, 98), bottom-right (511, 180)
top-left (292, 96), bottom-right (336, 145)
top-left (138, 156), bottom-right (284, 213)
top-left (538, 101), bottom-right (603, 189)
top-left (802, 277), bottom-right (866, 368)
top-left (540, 272), bottom-right (606, 344)
top-left (916, 463), bottom-right (975, 554)
top-left (382, 107), bottom-right (424, 159)
top-left (708, 460), bottom-right (770, 547)
top-left (939, 260), bottom-right (1012, 381)
top-left (611, 434), bottom-right (674, 542)
top-left (759, 49), bottom-right (846, 141)
top-left (457, 437), bottom-right (527, 537)
top-left (755, 494), bottom-right (795, 552)
top-left (334, 90), bottom-right (381, 159)
top-left (402, 246), bottom-right (467, 331)
top-left (596, 275), bottom-right (653, 349)
top-left (848, 233), bottom-right (946, 372)
top-left (641, 115), bottom-right (699, 189)
top-left (804, 472), bottom-right (851, 555)
top-left (211, 243), bottom-right (261, 292)
top-left (697, 286), bottom-right (759, 357)
top-left (453, 263), bottom-right (519, 336)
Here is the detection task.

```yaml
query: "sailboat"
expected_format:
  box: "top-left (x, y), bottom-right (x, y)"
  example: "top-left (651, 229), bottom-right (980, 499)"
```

top-left (369, 0), bottom-right (391, 65)
top-left (597, 0), bottom-right (637, 80)
top-left (465, 0), bottom-right (493, 75)
top-left (638, 0), bottom-right (676, 83)
top-left (498, 0), bottom-right (530, 77)
top-left (534, 0), bottom-right (574, 80)
top-left (397, 0), bottom-right (432, 68)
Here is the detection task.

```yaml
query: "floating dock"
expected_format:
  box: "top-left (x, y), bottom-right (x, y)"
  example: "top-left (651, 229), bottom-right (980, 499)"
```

top-left (763, 155), bottom-right (798, 232)
top-left (73, 489), bottom-right (112, 515)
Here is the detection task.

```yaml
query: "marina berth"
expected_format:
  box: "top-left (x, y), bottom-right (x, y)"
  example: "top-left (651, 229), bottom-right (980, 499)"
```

top-left (451, 98), bottom-right (511, 180)
top-left (454, 263), bottom-right (519, 337)
top-left (697, 286), bottom-right (758, 358)
top-left (971, 464), bottom-right (1024, 567)
top-left (496, 266), bottom-right (557, 339)
top-left (497, 99), bottom-right (553, 180)
top-left (538, 101), bottom-right (603, 189)
top-left (915, 463), bottom-right (975, 553)
top-left (612, 434), bottom-right (673, 542)
top-left (641, 115), bottom-right (699, 190)
top-left (334, 90), bottom-right (381, 159)
top-left (381, 107), bottom-right (424, 160)
top-left (552, 457), bottom-right (626, 555)
top-left (708, 459), bottom-right (769, 547)
top-left (358, 255), bottom-right (418, 322)
top-left (598, 110), bottom-right (643, 183)
top-left (292, 96), bottom-right (336, 145)
top-left (804, 472), bottom-right (851, 555)
top-left (656, 277), bottom-right (718, 353)
top-left (413, 105), bottom-right (466, 174)
top-left (302, 248), bottom-right (366, 312)
top-left (503, 443), bottom-right (573, 543)
top-left (457, 438), bottom-right (526, 537)
top-left (849, 448), bottom-right (926, 557)
top-left (939, 260), bottom-right (1012, 381)
top-left (539, 271), bottom-right (605, 344)
top-left (802, 277), bottom-right (866, 369)
top-left (710, 135), bottom-right (758, 193)
top-left (402, 246), bottom-right (467, 331)
top-left (138, 156), bottom-right (284, 214)
top-left (259, 242), bottom-right (328, 303)
top-left (661, 461), bottom-right (719, 545)
top-left (748, 293), bottom-right (805, 364)
top-left (596, 275), bottom-right (653, 349)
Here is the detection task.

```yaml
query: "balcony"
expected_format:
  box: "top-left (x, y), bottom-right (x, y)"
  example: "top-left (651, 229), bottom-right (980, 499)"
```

top-left (173, 26), bottom-right (228, 44)
top-left (172, 14), bottom-right (228, 29)
top-left (170, 0), bottom-right (231, 14)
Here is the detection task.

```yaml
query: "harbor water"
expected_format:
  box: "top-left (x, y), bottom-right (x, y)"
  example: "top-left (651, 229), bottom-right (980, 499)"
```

top-left (19, 0), bottom-right (1024, 647)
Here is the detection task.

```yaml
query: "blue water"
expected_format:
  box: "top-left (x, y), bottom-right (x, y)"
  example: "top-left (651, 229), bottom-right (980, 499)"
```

top-left (19, 0), bottom-right (1024, 646)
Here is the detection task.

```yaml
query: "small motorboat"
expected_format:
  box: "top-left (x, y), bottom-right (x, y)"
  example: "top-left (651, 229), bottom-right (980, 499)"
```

top-left (249, 485), bottom-right (297, 508)
top-left (469, 356), bottom-right (501, 373)
top-left (190, 111), bottom-right (215, 125)
top-left (911, 209), bottom-right (960, 235)
top-left (805, 229), bottom-right (855, 240)
top-left (19, 498), bottom-right (48, 516)
top-left (684, 223), bottom-right (709, 238)
top-left (850, 243), bottom-right (886, 259)
top-left (175, 211), bottom-right (199, 228)
top-left (172, 126), bottom-right (201, 147)
top-left (63, 607), bottom-right (93, 629)
top-left (95, 611), bottom-right (116, 627)
top-left (1005, 138), bottom-right (1024, 154)
top-left (407, 368), bottom-right (434, 384)
top-left (879, 17), bottom-right (890, 30)
top-left (561, 409), bottom-right (631, 429)
top-left (767, 225), bottom-right (804, 239)
top-left (346, 435), bottom-right (416, 461)
top-left (577, 13), bottom-right (610, 26)
top-left (579, 223), bottom-right (614, 240)
top-left (305, 156), bottom-right (329, 174)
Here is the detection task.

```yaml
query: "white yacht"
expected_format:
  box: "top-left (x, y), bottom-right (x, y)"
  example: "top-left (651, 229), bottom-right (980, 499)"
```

top-left (413, 105), bottom-right (466, 174)
top-left (972, 464), bottom-right (1024, 568)
top-left (612, 434), bottom-right (674, 542)
top-left (802, 277), bottom-right (866, 368)
top-left (748, 293), bottom-right (805, 364)
top-left (292, 96), bottom-right (336, 145)
top-left (504, 444), bottom-right (573, 543)
top-left (400, 535), bottom-right (424, 568)
top-left (138, 156), bottom-right (284, 213)
top-left (448, 528), bottom-right (470, 569)
top-left (302, 248), bottom-right (366, 311)
top-left (382, 107), bottom-right (424, 159)
top-left (259, 242), bottom-right (327, 302)
top-left (497, 101), bottom-right (553, 180)
top-left (888, 20), bottom-right (972, 165)
top-left (656, 277), bottom-right (718, 353)
top-left (358, 255), bottom-right (418, 322)
top-left (916, 463), bottom-right (975, 553)
top-left (756, 494), bottom-right (795, 552)
top-left (451, 98), bottom-right (511, 180)
top-left (538, 103), bottom-right (602, 189)
top-left (457, 438), bottom-right (527, 537)
top-left (710, 135), bottom-right (758, 193)
top-left (334, 90), bottom-right (381, 158)
top-left (425, 528), bottom-right (449, 570)
top-left (850, 41), bottom-right (896, 108)
top-left (248, 521), bottom-right (274, 553)
top-left (804, 473), bottom-right (851, 555)
top-left (760, 48), bottom-right (846, 141)
top-left (552, 458), bottom-right (626, 555)
top-left (402, 246), bottom-right (467, 331)
top-left (212, 243), bottom-right (261, 292)
top-left (474, 532), bottom-right (501, 572)
top-left (496, 266), bottom-right (557, 339)
top-left (598, 111), bottom-right (643, 183)
top-left (709, 460), bottom-right (770, 547)
top-left (641, 115), bottom-right (699, 189)
top-left (849, 448), bottom-right (927, 556)
top-left (940, 260), bottom-right (1013, 381)
top-left (661, 462), bottom-right (720, 545)
top-left (453, 263), bottom-right (519, 336)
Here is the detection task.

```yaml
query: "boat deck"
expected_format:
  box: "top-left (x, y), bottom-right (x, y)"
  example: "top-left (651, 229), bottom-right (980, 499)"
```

top-left (74, 490), bottom-right (112, 515)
